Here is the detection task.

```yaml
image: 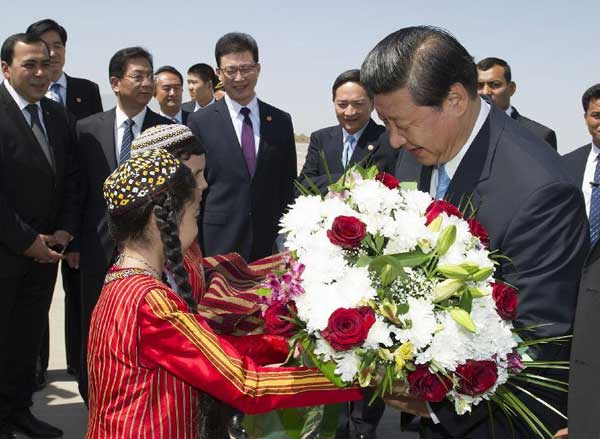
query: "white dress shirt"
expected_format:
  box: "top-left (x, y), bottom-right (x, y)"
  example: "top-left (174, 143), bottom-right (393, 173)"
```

top-left (224, 93), bottom-right (261, 154)
top-left (160, 109), bottom-right (183, 124)
top-left (194, 97), bottom-right (216, 112)
top-left (4, 79), bottom-right (47, 136)
top-left (114, 106), bottom-right (147, 159)
top-left (505, 105), bottom-right (514, 118)
top-left (582, 142), bottom-right (600, 217)
top-left (46, 72), bottom-right (67, 104)
top-left (430, 98), bottom-right (491, 197)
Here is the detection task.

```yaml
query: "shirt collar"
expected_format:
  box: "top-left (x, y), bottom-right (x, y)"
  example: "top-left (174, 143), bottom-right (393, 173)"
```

top-left (51, 72), bottom-right (67, 89)
top-left (3, 79), bottom-right (41, 110)
top-left (443, 98), bottom-right (491, 179)
top-left (115, 105), bottom-right (147, 128)
top-left (342, 121), bottom-right (369, 144)
top-left (592, 142), bottom-right (600, 159)
top-left (159, 109), bottom-right (182, 123)
top-left (194, 97), bottom-right (215, 112)
top-left (505, 105), bottom-right (514, 117)
top-left (224, 93), bottom-right (259, 118)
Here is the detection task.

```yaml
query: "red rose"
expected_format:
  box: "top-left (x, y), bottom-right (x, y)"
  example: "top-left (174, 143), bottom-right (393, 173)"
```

top-left (425, 200), bottom-right (463, 225)
top-left (456, 360), bottom-right (498, 396)
top-left (375, 172), bottom-right (401, 190)
top-left (327, 216), bottom-right (367, 249)
top-left (264, 301), bottom-right (297, 337)
top-left (322, 307), bottom-right (375, 351)
top-left (407, 365), bottom-right (452, 402)
top-left (467, 217), bottom-right (490, 248)
top-left (491, 282), bottom-right (518, 320)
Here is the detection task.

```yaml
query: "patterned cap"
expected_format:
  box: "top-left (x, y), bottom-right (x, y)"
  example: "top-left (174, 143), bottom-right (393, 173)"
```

top-left (131, 124), bottom-right (205, 157)
top-left (103, 148), bottom-right (180, 213)
top-left (215, 81), bottom-right (223, 90)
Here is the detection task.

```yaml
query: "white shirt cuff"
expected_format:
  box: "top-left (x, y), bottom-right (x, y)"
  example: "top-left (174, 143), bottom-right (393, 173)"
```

top-left (426, 402), bottom-right (440, 424)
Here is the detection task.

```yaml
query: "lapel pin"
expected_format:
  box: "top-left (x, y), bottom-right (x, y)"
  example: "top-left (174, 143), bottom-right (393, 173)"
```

top-left (367, 144), bottom-right (374, 151)
top-left (266, 115), bottom-right (272, 122)
top-left (76, 97), bottom-right (82, 103)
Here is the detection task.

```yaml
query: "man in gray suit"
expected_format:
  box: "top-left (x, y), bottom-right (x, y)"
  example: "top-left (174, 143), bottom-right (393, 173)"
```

top-left (361, 26), bottom-right (588, 438)
top-left (477, 57), bottom-right (557, 149)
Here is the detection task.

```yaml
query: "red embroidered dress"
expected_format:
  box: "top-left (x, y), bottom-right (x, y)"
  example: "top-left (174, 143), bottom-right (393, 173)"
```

top-left (86, 268), bottom-right (359, 438)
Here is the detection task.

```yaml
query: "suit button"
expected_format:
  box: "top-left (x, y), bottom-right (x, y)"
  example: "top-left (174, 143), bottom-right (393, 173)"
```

top-left (248, 211), bottom-right (252, 217)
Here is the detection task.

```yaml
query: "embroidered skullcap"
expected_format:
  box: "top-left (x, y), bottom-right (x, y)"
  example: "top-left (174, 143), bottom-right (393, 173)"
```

top-left (103, 148), bottom-right (180, 213)
top-left (215, 81), bottom-right (223, 90)
top-left (131, 124), bottom-right (205, 157)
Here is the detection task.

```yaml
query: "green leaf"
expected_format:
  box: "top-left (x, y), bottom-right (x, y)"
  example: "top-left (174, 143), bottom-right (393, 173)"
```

top-left (468, 286), bottom-right (489, 298)
top-left (471, 266), bottom-right (494, 282)
top-left (458, 288), bottom-right (473, 313)
top-left (300, 338), bottom-right (347, 388)
top-left (448, 307), bottom-right (476, 333)
top-left (436, 225), bottom-right (457, 256)
top-left (369, 255), bottom-right (406, 278)
top-left (508, 382), bottom-right (567, 420)
top-left (356, 255), bottom-right (373, 267)
top-left (380, 264), bottom-right (395, 287)
top-left (254, 287), bottom-right (272, 297)
top-left (374, 233), bottom-right (385, 253)
top-left (387, 250), bottom-right (432, 268)
top-left (399, 181), bottom-right (418, 191)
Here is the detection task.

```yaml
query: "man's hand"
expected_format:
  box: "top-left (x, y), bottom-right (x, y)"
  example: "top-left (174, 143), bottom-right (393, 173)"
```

top-left (383, 394), bottom-right (431, 418)
top-left (65, 252), bottom-right (80, 269)
top-left (23, 235), bottom-right (63, 263)
top-left (49, 230), bottom-right (73, 249)
top-left (554, 427), bottom-right (568, 438)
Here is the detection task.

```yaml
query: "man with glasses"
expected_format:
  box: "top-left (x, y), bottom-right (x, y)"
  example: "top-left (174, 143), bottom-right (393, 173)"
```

top-left (73, 46), bottom-right (171, 403)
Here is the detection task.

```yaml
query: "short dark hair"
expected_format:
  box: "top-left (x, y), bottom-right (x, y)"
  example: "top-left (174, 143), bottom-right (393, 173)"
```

top-left (332, 69), bottom-right (371, 100)
top-left (476, 57), bottom-right (512, 83)
top-left (155, 65), bottom-right (183, 85)
top-left (582, 83), bottom-right (600, 113)
top-left (1, 33), bottom-right (48, 65)
top-left (214, 32), bottom-right (258, 66)
top-left (108, 46), bottom-right (153, 79)
top-left (26, 18), bottom-right (68, 45)
top-left (360, 26), bottom-right (478, 107)
top-left (187, 63), bottom-right (218, 88)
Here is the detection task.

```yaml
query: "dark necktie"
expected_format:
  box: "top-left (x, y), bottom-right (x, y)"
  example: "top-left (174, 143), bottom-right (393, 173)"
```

top-left (590, 156), bottom-right (600, 246)
top-left (25, 104), bottom-right (55, 170)
top-left (239, 107), bottom-right (256, 176)
top-left (119, 119), bottom-right (135, 164)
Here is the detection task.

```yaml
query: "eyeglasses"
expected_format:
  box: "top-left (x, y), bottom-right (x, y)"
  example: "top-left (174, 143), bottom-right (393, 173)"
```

top-left (124, 72), bottom-right (154, 83)
top-left (219, 64), bottom-right (258, 78)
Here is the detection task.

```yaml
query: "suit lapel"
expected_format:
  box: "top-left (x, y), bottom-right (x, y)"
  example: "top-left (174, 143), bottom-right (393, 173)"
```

top-left (40, 99), bottom-right (62, 176)
top-left (327, 126), bottom-right (345, 174)
top-left (255, 100), bottom-right (274, 177)
top-left (215, 99), bottom-right (250, 179)
top-left (99, 109), bottom-right (117, 170)
top-left (419, 166), bottom-right (433, 193)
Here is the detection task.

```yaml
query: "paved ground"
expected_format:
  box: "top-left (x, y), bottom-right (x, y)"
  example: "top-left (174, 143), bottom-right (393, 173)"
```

top-left (24, 144), bottom-right (418, 438)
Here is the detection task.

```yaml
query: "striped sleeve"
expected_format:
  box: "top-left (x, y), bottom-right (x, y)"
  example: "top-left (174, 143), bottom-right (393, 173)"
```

top-left (138, 288), bottom-right (361, 415)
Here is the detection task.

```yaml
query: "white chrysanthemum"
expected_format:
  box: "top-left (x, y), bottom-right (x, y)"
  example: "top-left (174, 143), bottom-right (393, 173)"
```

top-left (319, 196), bottom-right (357, 227)
top-left (280, 195), bottom-right (324, 235)
top-left (463, 248), bottom-right (495, 271)
top-left (395, 297), bottom-right (437, 350)
top-left (334, 351), bottom-right (361, 382)
top-left (296, 230), bottom-right (347, 284)
top-left (364, 316), bottom-right (395, 349)
top-left (350, 179), bottom-right (402, 216)
top-left (400, 189), bottom-right (433, 216)
top-left (314, 336), bottom-right (336, 361)
top-left (384, 211), bottom-right (434, 254)
top-left (417, 296), bottom-right (516, 370)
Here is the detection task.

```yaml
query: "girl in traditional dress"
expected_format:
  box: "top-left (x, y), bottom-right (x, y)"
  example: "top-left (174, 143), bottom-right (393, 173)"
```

top-left (86, 148), bottom-right (359, 439)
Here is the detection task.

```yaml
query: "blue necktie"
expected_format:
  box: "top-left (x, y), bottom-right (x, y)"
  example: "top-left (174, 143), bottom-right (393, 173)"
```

top-left (119, 119), bottom-right (135, 164)
top-left (50, 83), bottom-right (64, 106)
top-left (342, 135), bottom-right (356, 168)
top-left (590, 156), bottom-right (600, 246)
top-left (436, 164), bottom-right (451, 200)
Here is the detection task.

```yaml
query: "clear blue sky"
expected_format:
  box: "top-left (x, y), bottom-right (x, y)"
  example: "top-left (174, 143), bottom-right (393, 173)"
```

top-left (3, 0), bottom-right (599, 153)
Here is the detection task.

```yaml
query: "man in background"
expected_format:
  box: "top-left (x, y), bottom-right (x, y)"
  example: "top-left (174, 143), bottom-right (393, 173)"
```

top-left (182, 63), bottom-right (218, 112)
top-left (477, 57), bottom-right (557, 149)
top-left (26, 17), bottom-right (103, 389)
top-left (154, 65), bottom-right (188, 124)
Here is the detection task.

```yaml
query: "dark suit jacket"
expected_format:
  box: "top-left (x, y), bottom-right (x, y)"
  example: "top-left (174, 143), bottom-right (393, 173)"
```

top-left (395, 104), bottom-right (589, 438)
top-left (181, 109), bottom-right (190, 125)
top-left (187, 98), bottom-right (296, 262)
top-left (299, 119), bottom-right (397, 194)
top-left (562, 143), bottom-right (591, 187)
top-left (0, 82), bottom-right (78, 274)
top-left (75, 107), bottom-right (172, 273)
top-left (65, 74), bottom-right (103, 121)
top-left (181, 100), bottom-right (196, 113)
top-left (511, 106), bottom-right (557, 150)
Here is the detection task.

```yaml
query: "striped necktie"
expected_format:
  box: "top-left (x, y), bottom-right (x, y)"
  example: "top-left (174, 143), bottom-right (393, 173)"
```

top-left (342, 134), bottom-right (356, 168)
top-left (590, 156), bottom-right (600, 246)
top-left (119, 119), bottom-right (135, 164)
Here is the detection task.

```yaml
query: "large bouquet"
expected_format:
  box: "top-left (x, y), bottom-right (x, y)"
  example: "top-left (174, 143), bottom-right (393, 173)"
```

top-left (258, 165), bottom-right (567, 438)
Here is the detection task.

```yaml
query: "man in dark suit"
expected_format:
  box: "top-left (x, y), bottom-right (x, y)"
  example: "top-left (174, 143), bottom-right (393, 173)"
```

top-left (75, 46), bottom-right (172, 403)
top-left (557, 83), bottom-right (600, 439)
top-left (477, 57), bottom-right (557, 150)
top-left (476, 57), bottom-right (557, 149)
top-left (361, 26), bottom-right (589, 439)
top-left (182, 62), bottom-right (218, 113)
top-left (26, 18), bottom-right (104, 386)
top-left (188, 32), bottom-right (296, 263)
top-left (154, 65), bottom-right (189, 124)
top-left (300, 69), bottom-right (397, 196)
top-left (0, 33), bottom-right (78, 439)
